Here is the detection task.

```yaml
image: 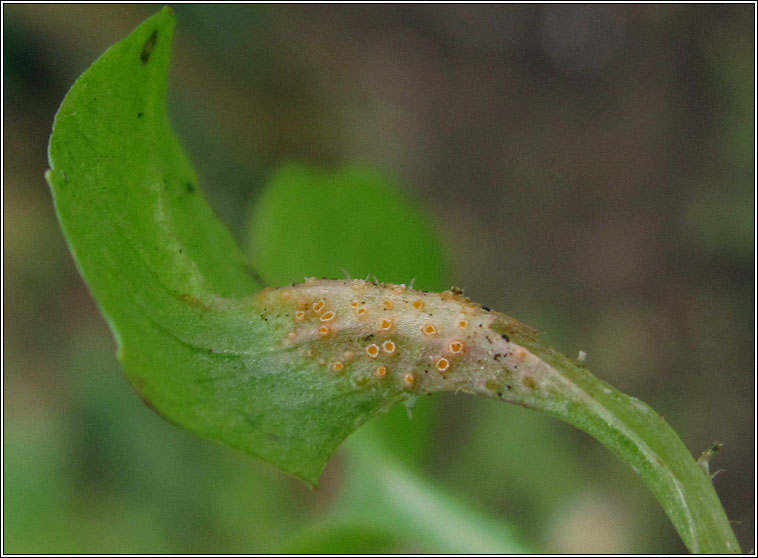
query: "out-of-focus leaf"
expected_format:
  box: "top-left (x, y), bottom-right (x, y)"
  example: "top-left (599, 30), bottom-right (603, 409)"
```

top-left (331, 434), bottom-right (533, 554)
top-left (248, 162), bottom-right (448, 291)
top-left (280, 523), bottom-right (398, 554)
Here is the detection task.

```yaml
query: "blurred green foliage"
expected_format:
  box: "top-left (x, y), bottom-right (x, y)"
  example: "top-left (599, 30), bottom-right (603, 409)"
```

top-left (248, 162), bottom-right (448, 290)
top-left (4, 4), bottom-right (753, 554)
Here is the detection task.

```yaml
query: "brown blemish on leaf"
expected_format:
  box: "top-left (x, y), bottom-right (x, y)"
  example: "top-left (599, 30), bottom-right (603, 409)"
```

top-left (180, 292), bottom-right (210, 311)
top-left (141, 30), bottom-right (158, 64)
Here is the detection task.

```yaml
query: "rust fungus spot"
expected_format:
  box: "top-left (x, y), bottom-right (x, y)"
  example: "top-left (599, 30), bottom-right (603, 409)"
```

top-left (403, 372), bottom-right (416, 388)
top-left (383, 300), bottom-right (394, 310)
top-left (312, 299), bottom-right (326, 315)
top-left (295, 310), bottom-right (306, 321)
top-left (317, 325), bottom-right (331, 338)
top-left (458, 319), bottom-right (468, 329)
top-left (356, 306), bottom-right (368, 318)
top-left (332, 361), bottom-right (344, 373)
top-left (351, 300), bottom-right (360, 308)
top-left (379, 318), bottom-right (394, 332)
top-left (376, 366), bottom-right (388, 379)
top-left (320, 310), bottom-right (336, 322)
top-left (382, 340), bottom-right (396, 355)
top-left (421, 323), bottom-right (438, 337)
top-left (435, 357), bottom-right (450, 373)
top-left (366, 344), bottom-right (381, 358)
top-left (413, 300), bottom-right (424, 310)
top-left (448, 340), bottom-right (464, 355)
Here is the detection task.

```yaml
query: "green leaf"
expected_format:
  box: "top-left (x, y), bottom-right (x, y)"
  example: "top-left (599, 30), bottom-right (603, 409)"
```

top-left (248, 162), bottom-right (448, 291)
top-left (46, 7), bottom-right (407, 485)
top-left (47, 9), bottom-right (741, 553)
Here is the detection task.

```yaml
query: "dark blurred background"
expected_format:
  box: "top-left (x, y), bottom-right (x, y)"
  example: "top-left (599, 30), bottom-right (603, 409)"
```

top-left (3, 4), bottom-right (754, 553)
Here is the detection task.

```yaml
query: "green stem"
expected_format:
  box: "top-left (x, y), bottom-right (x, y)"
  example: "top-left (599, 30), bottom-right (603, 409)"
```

top-left (336, 434), bottom-right (533, 554)
top-left (512, 339), bottom-right (740, 553)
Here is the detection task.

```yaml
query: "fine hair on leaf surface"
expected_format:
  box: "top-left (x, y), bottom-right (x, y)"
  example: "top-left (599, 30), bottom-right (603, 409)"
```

top-left (45, 8), bottom-right (741, 554)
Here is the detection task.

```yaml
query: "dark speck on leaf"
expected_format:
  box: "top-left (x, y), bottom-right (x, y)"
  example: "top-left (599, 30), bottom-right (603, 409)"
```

top-left (186, 182), bottom-right (195, 193)
top-left (501, 333), bottom-right (510, 342)
top-left (137, 112), bottom-right (143, 118)
top-left (141, 30), bottom-right (158, 64)
top-left (482, 306), bottom-right (491, 312)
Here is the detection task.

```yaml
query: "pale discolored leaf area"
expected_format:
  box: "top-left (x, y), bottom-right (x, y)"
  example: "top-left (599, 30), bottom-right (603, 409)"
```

top-left (47, 8), bottom-right (740, 554)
